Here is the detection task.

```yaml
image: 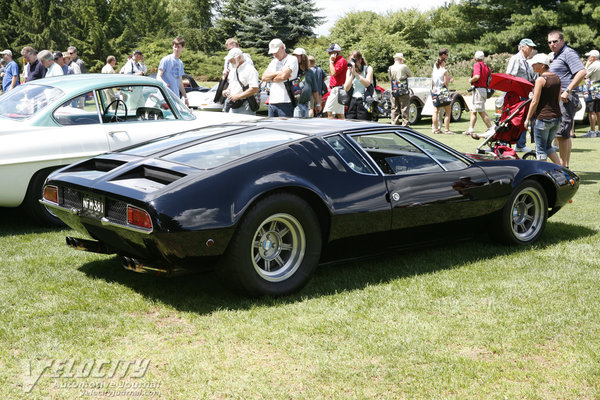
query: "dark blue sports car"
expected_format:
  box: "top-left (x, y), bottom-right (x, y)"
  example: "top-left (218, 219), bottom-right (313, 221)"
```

top-left (42, 119), bottom-right (579, 295)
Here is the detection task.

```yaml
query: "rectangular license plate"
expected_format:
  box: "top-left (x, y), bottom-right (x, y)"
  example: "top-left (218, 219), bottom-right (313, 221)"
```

top-left (82, 194), bottom-right (104, 217)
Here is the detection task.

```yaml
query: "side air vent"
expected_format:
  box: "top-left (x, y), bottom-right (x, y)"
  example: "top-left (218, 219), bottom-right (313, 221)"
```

top-left (111, 165), bottom-right (186, 186)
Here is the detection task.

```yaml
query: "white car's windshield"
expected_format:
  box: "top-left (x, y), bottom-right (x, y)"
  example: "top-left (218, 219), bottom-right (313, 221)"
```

top-left (0, 84), bottom-right (64, 120)
top-left (165, 88), bottom-right (196, 120)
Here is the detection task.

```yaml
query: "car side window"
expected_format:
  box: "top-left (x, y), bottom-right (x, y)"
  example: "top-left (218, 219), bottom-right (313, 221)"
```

top-left (400, 133), bottom-right (470, 171)
top-left (324, 135), bottom-right (375, 175)
top-left (53, 91), bottom-right (101, 126)
top-left (98, 85), bottom-right (176, 123)
top-left (351, 132), bottom-right (443, 175)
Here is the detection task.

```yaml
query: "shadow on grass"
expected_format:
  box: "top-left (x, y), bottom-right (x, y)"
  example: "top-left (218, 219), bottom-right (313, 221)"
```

top-left (0, 207), bottom-right (66, 236)
top-left (576, 171), bottom-right (600, 186)
top-left (77, 221), bottom-right (596, 315)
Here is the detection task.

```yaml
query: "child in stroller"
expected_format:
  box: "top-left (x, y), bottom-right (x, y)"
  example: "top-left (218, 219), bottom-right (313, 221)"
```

top-left (467, 91), bottom-right (536, 160)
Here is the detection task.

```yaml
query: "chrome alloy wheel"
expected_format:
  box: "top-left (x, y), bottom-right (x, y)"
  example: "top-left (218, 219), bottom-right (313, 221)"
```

top-left (451, 100), bottom-right (462, 120)
top-left (510, 187), bottom-right (544, 242)
top-left (251, 213), bottom-right (306, 282)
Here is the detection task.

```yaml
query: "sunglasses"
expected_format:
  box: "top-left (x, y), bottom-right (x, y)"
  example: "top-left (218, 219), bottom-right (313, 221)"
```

top-left (547, 40), bottom-right (560, 44)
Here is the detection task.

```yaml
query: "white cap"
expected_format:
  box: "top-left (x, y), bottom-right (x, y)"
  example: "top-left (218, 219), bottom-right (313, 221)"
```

top-left (225, 47), bottom-right (243, 61)
top-left (326, 43), bottom-right (341, 53)
top-left (393, 52), bottom-right (404, 59)
top-left (0, 49), bottom-right (12, 57)
top-left (585, 50), bottom-right (599, 58)
top-left (474, 51), bottom-right (485, 60)
top-left (292, 48), bottom-right (306, 56)
top-left (268, 39), bottom-right (285, 54)
top-left (529, 53), bottom-right (550, 66)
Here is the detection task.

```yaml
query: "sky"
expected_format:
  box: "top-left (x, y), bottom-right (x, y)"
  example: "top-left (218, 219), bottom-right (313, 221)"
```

top-left (315, 0), bottom-right (451, 36)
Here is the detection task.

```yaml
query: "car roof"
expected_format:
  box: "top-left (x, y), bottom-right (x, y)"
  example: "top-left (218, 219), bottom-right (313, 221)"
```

top-left (25, 74), bottom-right (165, 92)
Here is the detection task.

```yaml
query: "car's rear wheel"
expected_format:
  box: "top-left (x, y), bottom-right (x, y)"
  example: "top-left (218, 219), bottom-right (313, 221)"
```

top-left (450, 98), bottom-right (463, 122)
top-left (494, 180), bottom-right (547, 245)
top-left (24, 169), bottom-right (65, 227)
top-left (218, 193), bottom-right (321, 296)
top-left (408, 98), bottom-right (421, 124)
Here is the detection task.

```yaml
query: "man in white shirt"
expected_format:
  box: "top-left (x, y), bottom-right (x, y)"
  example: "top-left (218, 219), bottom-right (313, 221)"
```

top-left (223, 48), bottom-right (259, 115)
top-left (582, 49), bottom-right (600, 137)
top-left (121, 50), bottom-right (145, 75)
top-left (261, 38), bottom-right (298, 117)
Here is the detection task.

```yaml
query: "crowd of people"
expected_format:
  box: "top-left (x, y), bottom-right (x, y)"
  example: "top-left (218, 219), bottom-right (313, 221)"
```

top-left (1, 29), bottom-right (599, 169)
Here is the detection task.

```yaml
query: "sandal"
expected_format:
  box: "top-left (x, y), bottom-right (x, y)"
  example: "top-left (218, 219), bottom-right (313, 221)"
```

top-left (444, 130), bottom-right (456, 135)
top-left (462, 130), bottom-right (474, 136)
top-left (433, 129), bottom-right (444, 134)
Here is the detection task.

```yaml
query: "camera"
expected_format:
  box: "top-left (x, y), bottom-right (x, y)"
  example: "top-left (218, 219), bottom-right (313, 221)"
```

top-left (349, 58), bottom-right (357, 66)
top-left (467, 85), bottom-right (475, 92)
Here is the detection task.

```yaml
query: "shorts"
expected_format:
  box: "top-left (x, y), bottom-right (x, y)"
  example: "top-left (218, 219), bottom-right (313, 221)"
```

top-left (557, 93), bottom-right (579, 138)
top-left (585, 99), bottom-right (600, 113)
top-left (472, 87), bottom-right (487, 112)
top-left (323, 86), bottom-right (345, 115)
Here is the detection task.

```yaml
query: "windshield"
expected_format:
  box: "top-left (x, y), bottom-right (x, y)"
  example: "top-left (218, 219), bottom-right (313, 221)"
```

top-left (0, 84), bottom-right (64, 120)
top-left (165, 88), bottom-right (195, 120)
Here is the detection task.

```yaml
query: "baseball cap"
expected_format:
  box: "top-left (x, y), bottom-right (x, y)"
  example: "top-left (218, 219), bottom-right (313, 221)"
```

top-left (292, 48), bottom-right (306, 56)
top-left (132, 49), bottom-right (143, 56)
top-left (53, 51), bottom-right (63, 60)
top-left (474, 50), bottom-right (485, 60)
top-left (529, 53), bottom-right (550, 66)
top-left (225, 47), bottom-right (243, 60)
top-left (327, 43), bottom-right (341, 53)
top-left (585, 49), bottom-right (599, 58)
top-left (519, 38), bottom-right (536, 47)
top-left (393, 52), bottom-right (404, 59)
top-left (268, 39), bottom-right (285, 54)
top-left (0, 49), bottom-right (12, 57)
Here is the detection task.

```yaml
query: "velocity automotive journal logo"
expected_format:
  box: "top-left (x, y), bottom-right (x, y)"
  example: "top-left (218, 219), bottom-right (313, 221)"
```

top-left (21, 358), bottom-right (156, 394)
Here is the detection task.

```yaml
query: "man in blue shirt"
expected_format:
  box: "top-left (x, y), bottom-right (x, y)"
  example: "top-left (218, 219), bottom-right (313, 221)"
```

top-left (1, 49), bottom-right (19, 92)
top-left (548, 30), bottom-right (587, 169)
top-left (157, 37), bottom-right (189, 106)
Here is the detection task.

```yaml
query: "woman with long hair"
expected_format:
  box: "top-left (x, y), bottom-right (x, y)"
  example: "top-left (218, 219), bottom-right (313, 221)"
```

top-left (431, 57), bottom-right (454, 134)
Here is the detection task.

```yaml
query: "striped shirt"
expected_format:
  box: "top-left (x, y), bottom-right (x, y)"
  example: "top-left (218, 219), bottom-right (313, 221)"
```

top-left (549, 45), bottom-right (584, 90)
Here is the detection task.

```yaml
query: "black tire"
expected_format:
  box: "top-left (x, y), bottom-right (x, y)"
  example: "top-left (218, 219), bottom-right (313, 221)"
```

top-left (450, 98), bottom-right (463, 122)
top-left (521, 151), bottom-right (537, 160)
top-left (218, 193), bottom-right (322, 296)
top-left (24, 169), bottom-right (65, 227)
top-left (408, 98), bottom-right (421, 125)
top-left (494, 180), bottom-right (547, 245)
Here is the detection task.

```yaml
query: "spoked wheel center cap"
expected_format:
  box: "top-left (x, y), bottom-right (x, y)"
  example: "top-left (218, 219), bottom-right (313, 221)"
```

top-left (258, 231), bottom-right (282, 260)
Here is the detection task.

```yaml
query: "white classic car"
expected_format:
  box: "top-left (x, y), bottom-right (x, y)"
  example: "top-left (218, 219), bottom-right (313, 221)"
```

top-left (0, 74), bottom-right (258, 226)
top-left (406, 77), bottom-right (469, 125)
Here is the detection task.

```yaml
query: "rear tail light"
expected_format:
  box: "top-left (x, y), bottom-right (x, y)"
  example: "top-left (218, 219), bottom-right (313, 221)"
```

top-left (127, 205), bottom-right (153, 229)
top-left (43, 185), bottom-right (59, 204)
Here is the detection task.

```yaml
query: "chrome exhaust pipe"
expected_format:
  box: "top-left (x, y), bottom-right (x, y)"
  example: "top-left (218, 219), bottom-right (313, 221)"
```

top-left (119, 256), bottom-right (188, 277)
top-left (66, 237), bottom-right (115, 254)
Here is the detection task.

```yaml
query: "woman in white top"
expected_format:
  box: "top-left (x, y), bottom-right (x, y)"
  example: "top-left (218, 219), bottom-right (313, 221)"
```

top-left (343, 51), bottom-right (374, 120)
top-left (431, 57), bottom-right (454, 134)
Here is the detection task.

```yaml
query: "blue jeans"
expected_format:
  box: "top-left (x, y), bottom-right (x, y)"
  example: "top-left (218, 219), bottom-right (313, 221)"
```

top-left (268, 103), bottom-right (294, 117)
top-left (516, 130), bottom-right (527, 148)
top-left (293, 103), bottom-right (309, 117)
top-left (534, 117), bottom-right (561, 160)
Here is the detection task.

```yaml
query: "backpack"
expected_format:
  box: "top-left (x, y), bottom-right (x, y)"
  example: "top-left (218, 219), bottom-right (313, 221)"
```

top-left (482, 62), bottom-right (495, 98)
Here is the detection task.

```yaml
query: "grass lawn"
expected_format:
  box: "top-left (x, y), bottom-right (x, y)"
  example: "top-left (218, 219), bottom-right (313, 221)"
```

top-left (1, 115), bottom-right (599, 399)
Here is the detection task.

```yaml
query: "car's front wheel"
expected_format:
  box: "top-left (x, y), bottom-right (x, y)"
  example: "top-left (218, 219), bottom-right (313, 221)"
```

top-left (494, 180), bottom-right (548, 245)
top-left (218, 193), bottom-right (322, 296)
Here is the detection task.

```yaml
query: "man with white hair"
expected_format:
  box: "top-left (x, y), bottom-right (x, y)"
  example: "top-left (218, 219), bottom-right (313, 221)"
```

top-left (506, 38), bottom-right (537, 152)
top-left (582, 49), bottom-right (600, 137)
top-left (261, 38), bottom-right (298, 117)
top-left (464, 50), bottom-right (493, 136)
top-left (388, 52), bottom-right (413, 126)
top-left (223, 47), bottom-right (259, 115)
top-left (38, 50), bottom-right (63, 77)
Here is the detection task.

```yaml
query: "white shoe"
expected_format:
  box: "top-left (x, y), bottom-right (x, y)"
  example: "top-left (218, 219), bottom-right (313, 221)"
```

top-left (581, 131), bottom-right (597, 138)
top-left (515, 146), bottom-right (532, 153)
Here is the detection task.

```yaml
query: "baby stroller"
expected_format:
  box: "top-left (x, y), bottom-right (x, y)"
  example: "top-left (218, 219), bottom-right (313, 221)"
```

top-left (466, 73), bottom-right (537, 161)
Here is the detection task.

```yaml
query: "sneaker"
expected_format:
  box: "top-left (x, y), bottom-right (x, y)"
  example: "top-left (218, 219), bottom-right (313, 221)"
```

top-left (581, 131), bottom-right (597, 138)
top-left (515, 146), bottom-right (533, 153)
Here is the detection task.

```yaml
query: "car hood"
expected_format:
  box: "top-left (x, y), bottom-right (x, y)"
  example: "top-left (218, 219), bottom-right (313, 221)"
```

top-left (0, 117), bottom-right (31, 132)
top-left (191, 110), bottom-right (262, 123)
